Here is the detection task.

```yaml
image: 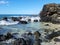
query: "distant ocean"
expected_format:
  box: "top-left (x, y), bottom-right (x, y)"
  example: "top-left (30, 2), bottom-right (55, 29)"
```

top-left (0, 14), bottom-right (39, 18)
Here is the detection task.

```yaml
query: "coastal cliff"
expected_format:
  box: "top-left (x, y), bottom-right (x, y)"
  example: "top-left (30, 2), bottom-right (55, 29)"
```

top-left (40, 3), bottom-right (60, 23)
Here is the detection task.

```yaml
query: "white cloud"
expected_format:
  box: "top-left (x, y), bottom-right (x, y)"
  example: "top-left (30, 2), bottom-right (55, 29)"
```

top-left (0, 0), bottom-right (8, 4)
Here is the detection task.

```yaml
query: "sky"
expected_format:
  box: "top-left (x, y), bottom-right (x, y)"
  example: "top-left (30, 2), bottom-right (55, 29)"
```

top-left (0, 0), bottom-right (60, 14)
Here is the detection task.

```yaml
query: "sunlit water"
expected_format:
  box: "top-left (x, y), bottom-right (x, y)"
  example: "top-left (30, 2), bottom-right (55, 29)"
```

top-left (0, 22), bottom-right (44, 35)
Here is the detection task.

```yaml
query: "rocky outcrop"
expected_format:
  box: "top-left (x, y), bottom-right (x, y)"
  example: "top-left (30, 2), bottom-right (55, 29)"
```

top-left (40, 3), bottom-right (60, 23)
top-left (45, 31), bottom-right (60, 40)
top-left (11, 17), bottom-right (19, 21)
top-left (0, 32), bottom-right (13, 41)
top-left (19, 21), bottom-right (28, 24)
top-left (3, 17), bottom-right (8, 21)
top-left (11, 17), bottom-right (28, 24)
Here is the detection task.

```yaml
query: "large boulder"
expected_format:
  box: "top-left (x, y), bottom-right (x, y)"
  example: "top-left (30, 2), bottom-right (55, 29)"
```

top-left (40, 3), bottom-right (60, 23)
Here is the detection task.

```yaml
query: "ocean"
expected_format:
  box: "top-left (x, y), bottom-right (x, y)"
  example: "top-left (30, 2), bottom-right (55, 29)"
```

top-left (0, 14), bottom-right (58, 45)
top-left (0, 14), bottom-right (41, 35)
top-left (0, 14), bottom-right (39, 18)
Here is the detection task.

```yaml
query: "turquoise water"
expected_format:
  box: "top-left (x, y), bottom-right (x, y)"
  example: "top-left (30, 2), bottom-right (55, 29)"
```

top-left (0, 22), bottom-right (43, 35)
top-left (0, 15), bottom-right (43, 38)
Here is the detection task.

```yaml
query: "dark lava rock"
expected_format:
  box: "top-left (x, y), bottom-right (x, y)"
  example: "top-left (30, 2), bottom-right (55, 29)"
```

top-left (11, 17), bottom-right (19, 21)
top-left (34, 31), bottom-right (42, 45)
top-left (0, 32), bottom-right (13, 41)
top-left (45, 24), bottom-right (49, 26)
top-left (45, 31), bottom-right (60, 40)
top-left (19, 21), bottom-right (28, 24)
top-left (3, 17), bottom-right (8, 21)
top-left (35, 39), bottom-right (42, 45)
top-left (5, 32), bottom-right (13, 40)
top-left (40, 3), bottom-right (60, 23)
top-left (13, 38), bottom-right (26, 45)
top-left (27, 32), bottom-right (33, 35)
top-left (34, 31), bottom-right (41, 40)
top-left (28, 19), bottom-right (31, 22)
top-left (0, 35), bottom-right (6, 41)
top-left (11, 17), bottom-right (28, 24)
top-left (34, 20), bottom-right (38, 22)
top-left (19, 17), bottom-right (22, 19)
top-left (54, 38), bottom-right (60, 42)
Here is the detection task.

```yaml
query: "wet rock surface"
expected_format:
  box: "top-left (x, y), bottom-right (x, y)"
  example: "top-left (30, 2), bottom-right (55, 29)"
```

top-left (0, 32), bottom-right (13, 41)
top-left (0, 31), bottom-right (43, 45)
top-left (19, 21), bottom-right (28, 24)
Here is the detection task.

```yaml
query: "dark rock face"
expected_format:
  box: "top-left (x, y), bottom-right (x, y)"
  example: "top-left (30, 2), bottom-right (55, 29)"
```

top-left (11, 17), bottom-right (19, 21)
top-left (19, 21), bottom-right (28, 24)
top-left (13, 38), bottom-right (27, 45)
top-left (34, 20), bottom-right (38, 22)
top-left (54, 38), bottom-right (60, 42)
top-left (40, 3), bottom-right (60, 23)
top-left (45, 31), bottom-right (60, 40)
top-left (3, 17), bottom-right (8, 21)
top-left (11, 17), bottom-right (28, 24)
top-left (45, 24), bottom-right (49, 26)
top-left (0, 32), bottom-right (13, 41)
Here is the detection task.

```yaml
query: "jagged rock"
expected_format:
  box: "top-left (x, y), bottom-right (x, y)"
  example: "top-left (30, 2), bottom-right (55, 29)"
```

top-left (3, 17), bottom-right (8, 21)
top-left (54, 38), bottom-right (60, 42)
top-left (19, 21), bottom-right (28, 24)
top-left (45, 24), bottom-right (49, 26)
top-left (5, 32), bottom-right (13, 40)
top-left (40, 3), bottom-right (60, 23)
top-left (28, 19), bottom-right (31, 22)
top-left (45, 31), bottom-right (60, 40)
top-left (0, 32), bottom-right (13, 41)
top-left (13, 38), bottom-right (26, 45)
top-left (34, 31), bottom-right (42, 45)
top-left (34, 31), bottom-right (41, 40)
top-left (0, 35), bottom-right (6, 41)
top-left (11, 17), bottom-right (28, 24)
top-left (11, 17), bottom-right (19, 21)
top-left (34, 20), bottom-right (38, 22)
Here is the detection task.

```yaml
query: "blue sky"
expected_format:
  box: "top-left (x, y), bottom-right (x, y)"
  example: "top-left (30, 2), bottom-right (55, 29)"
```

top-left (0, 0), bottom-right (60, 14)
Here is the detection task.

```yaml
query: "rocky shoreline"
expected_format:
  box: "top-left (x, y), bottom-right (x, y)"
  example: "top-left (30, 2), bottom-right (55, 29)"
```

top-left (0, 3), bottom-right (60, 45)
top-left (0, 22), bottom-right (60, 45)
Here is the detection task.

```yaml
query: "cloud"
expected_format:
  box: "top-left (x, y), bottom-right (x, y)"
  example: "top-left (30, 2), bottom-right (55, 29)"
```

top-left (0, 0), bottom-right (8, 5)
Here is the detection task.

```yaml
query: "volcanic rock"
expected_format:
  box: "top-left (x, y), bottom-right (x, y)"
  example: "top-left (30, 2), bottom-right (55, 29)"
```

top-left (45, 31), bottom-right (60, 40)
top-left (40, 3), bottom-right (60, 23)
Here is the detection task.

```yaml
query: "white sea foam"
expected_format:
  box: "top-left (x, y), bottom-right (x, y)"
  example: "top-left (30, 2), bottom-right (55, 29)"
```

top-left (0, 20), bottom-right (19, 25)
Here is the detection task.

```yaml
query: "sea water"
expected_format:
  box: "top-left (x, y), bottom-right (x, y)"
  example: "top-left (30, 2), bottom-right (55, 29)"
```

top-left (0, 14), bottom-right (42, 35)
top-left (0, 15), bottom-right (57, 45)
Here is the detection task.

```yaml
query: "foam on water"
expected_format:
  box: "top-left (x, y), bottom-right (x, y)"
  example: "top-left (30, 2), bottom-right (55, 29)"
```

top-left (0, 20), bottom-right (19, 25)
